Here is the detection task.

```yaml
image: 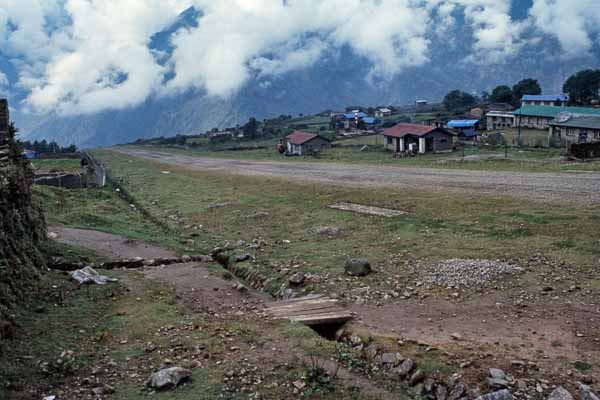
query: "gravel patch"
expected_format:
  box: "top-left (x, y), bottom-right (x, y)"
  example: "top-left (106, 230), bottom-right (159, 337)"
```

top-left (425, 259), bottom-right (523, 288)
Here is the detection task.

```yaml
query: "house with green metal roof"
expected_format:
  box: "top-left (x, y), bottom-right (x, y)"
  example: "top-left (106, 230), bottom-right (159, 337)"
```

top-left (548, 115), bottom-right (600, 146)
top-left (513, 105), bottom-right (600, 130)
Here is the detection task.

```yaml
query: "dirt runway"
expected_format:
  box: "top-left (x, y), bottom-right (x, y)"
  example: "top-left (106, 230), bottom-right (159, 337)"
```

top-left (114, 148), bottom-right (600, 205)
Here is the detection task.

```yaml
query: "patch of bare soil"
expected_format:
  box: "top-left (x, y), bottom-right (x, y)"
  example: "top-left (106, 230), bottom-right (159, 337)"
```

top-left (49, 227), bottom-right (177, 260)
top-left (329, 202), bottom-right (407, 217)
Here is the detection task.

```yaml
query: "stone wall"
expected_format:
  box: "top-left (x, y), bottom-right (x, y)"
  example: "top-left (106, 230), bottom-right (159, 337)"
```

top-left (0, 99), bottom-right (47, 339)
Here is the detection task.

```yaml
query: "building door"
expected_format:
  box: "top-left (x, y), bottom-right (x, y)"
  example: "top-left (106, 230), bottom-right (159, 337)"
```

top-left (426, 137), bottom-right (434, 152)
top-left (396, 138), bottom-right (400, 152)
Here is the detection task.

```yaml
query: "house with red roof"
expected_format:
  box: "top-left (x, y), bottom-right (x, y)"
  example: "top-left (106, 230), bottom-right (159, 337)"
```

top-left (284, 131), bottom-right (331, 156)
top-left (383, 123), bottom-right (455, 154)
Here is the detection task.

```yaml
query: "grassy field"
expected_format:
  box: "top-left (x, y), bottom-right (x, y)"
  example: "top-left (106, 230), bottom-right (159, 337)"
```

top-left (32, 158), bottom-right (82, 173)
top-left (77, 149), bottom-right (600, 298)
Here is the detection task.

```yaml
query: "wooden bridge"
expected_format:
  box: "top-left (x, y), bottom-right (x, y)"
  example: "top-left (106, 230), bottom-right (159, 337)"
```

top-left (265, 294), bottom-right (353, 326)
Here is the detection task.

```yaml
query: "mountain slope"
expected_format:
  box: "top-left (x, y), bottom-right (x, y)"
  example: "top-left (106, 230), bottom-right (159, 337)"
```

top-left (7, 5), bottom-right (600, 147)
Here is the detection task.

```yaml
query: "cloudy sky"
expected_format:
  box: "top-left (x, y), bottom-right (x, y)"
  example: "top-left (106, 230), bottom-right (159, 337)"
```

top-left (0, 0), bottom-right (599, 116)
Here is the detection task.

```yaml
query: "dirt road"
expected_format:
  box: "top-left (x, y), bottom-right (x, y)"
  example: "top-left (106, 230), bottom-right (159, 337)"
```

top-left (114, 148), bottom-right (600, 205)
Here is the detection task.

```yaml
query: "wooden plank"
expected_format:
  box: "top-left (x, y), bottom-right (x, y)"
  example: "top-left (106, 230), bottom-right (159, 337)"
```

top-left (266, 298), bottom-right (340, 312)
top-left (265, 294), bottom-right (324, 307)
top-left (289, 312), bottom-right (353, 326)
top-left (269, 306), bottom-right (343, 317)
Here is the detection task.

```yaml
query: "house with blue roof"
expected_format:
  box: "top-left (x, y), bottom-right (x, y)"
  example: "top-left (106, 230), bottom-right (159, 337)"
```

top-left (522, 94), bottom-right (569, 107)
top-left (447, 119), bottom-right (481, 140)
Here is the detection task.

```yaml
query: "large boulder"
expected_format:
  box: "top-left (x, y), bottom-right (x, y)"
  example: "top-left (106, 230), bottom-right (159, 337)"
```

top-left (147, 367), bottom-right (192, 390)
top-left (344, 259), bottom-right (372, 276)
top-left (548, 387), bottom-right (574, 400)
top-left (580, 384), bottom-right (600, 400)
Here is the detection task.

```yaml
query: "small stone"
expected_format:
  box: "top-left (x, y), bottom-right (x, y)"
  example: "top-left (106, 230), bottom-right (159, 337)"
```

top-left (409, 369), bottom-right (425, 386)
top-left (451, 332), bottom-right (463, 341)
top-left (147, 367), bottom-right (192, 390)
top-left (489, 368), bottom-right (506, 380)
top-left (448, 381), bottom-right (467, 400)
top-left (344, 259), bottom-right (372, 277)
top-left (288, 272), bottom-right (306, 286)
top-left (436, 384), bottom-right (449, 400)
top-left (379, 352), bottom-right (403, 367)
top-left (548, 387), bottom-right (574, 400)
top-left (235, 253), bottom-right (251, 263)
top-left (397, 358), bottom-right (415, 378)
top-left (475, 389), bottom-right (513, 400)
top-left (488, 378), bottom-right (509, 389)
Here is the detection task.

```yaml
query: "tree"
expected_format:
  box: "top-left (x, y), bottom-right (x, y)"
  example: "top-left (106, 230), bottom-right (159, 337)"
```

top-left (563, 69), bottom-right (600, 105)
top-left (512, 78), bottom-right (541, 104)
top-left (443, 90), bottom-right (476, 111)
top-left (243, 117), bottom-right (259, 139)
top-left (489, 85), bottom-right (514, 104)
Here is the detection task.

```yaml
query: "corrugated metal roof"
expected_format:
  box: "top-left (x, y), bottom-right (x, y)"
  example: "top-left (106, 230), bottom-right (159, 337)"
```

top-left (522, 94), bottom-right (569, 102)
top-left (549, 115), bottom-right (600, 130)
top-left (448, 120), bottom-right (479, 128)
top-left (343, 112), bottom-right (367, 119)
top-left (383, 123), bottom-right (453, 138)
top-left (363, 117), bottom-right (379, 124)
top-left (286, 131), bottom-right (319, 145)
top-left (513, 105), bottom-right (600, 118)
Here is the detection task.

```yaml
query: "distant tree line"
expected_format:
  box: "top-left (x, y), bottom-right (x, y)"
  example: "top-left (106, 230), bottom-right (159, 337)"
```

top-left (443, 69), bottom-right (600, 112)
top-left (18, 139), bottom-right (77, 154)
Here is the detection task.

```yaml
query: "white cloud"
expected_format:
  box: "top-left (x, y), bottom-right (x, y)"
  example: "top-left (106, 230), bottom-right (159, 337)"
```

top-left (0, 71), bottom-right (7, 86)
top-left (530, 0), bottom-right (600, 58)
top-left (0, 0), bottom-right (598, 115)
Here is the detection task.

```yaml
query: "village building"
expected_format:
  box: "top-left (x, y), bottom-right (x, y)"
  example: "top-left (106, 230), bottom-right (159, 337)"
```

top-left (548, 114), bottom-right (600, 146)
top-left (284, 131), bottom-right (331, 156)
top-left (469, 107), bottom-right (485, 119)
top-left (521, 94), bottom-right (569, 107)
top-left (375, 108), bottom-right (392, 118)
top-left (447, 120), bottom-right (481, 140)
top-left (415, 100), bottom-right (428, 108)
top-left (383, 123), bottom-right (454, 154)
top-left (486, 111), bottom-right (515, 130)
top-left (513, 105), bottom-right (600, 130)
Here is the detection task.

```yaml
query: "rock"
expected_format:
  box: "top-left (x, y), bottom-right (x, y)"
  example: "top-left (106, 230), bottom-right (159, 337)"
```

top-left (92, 384), bottom-right (115, 396)
top-left (48, 232), bottom-right (59, 239)
top-left (379, 352), bottom-right (403, 367)
top-left (423, 378), bottom-right (436, 394)
top-left (397, 358), bottom-right (415, 378)
top-left (451, 332), bottom-right (463, 341)
top-left (312, 226), bottom-right (344, 237)
top-left (288, 272), bottom-right (306, 286)
top-left (436, 384), bottom-right (449, 400)
top-left (344, 259), bottom-right (372, 277)
top-left (580, 384), bottom-right (600, 400)
top-left (147, 367), bottom-right (192, 390)
top-left (448, 381), bottom-right (467, 400)
top-left (548, 387), bottom-right (574, 400)
top-left (409, 369), bottom-right (425, 386)
top-left (235, 253), bottom-right (252, 263)
top-left (489, 368), bottom-right (506, 380)
top-left (475, 389), bottom-right (513, 400)
top-left (488, 378), bottom-right (509, 389)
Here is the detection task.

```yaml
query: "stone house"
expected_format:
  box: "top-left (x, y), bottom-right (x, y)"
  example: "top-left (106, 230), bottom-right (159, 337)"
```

top-left (383, 123), bottom-right (454, 154)
top-left (375, 108), bottom-right (392, 118)
top-left (486, 111), bottom-right (515, 131)
top-left (285, 131), bottom-right (331, 155)
top-left (549, 115), bottom-right (600, 146)
top-left (521, 94), bottom-right (569, 107)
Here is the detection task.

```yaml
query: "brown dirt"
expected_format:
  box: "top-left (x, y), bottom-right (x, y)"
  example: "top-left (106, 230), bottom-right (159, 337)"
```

top-left (49, 226), bottom-right (177, 260)
top-left (52, 227), bottom-right (400, 398)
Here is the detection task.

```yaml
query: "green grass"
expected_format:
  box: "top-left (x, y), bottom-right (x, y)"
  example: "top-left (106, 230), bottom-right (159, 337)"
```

top-left (32, 158), bottom-right (82, 173)
top-left (79, 149), bottom-right (600, 297)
